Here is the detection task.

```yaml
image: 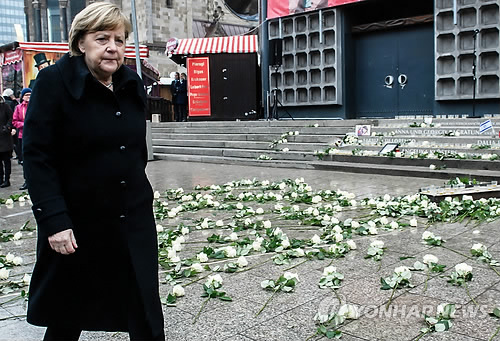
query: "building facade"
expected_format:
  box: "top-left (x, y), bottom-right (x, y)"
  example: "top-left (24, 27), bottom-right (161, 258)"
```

top-left (21, 0), bottom-right (255, 77)
top-left (0, 0), bottom-right (27, 45)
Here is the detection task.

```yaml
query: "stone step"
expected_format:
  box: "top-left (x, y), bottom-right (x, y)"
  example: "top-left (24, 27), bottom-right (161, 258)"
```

top-left (339, 144), bottom-right (500, 156)
top-left (358, 135), bottom-right (500, 147)
top-left (152, 153), bottom-right (500, 182)
top-left (151, 119), bottom-right (376, 128)
top-left (152, 139), bottom-right (329, 152)
top-left (151, 133), bottom-right (341, 143)
top-left (151, 126), bottom-right (353, 134)
top-left (371, 127), bottom-right (493, 136)
top-left (377, 117), bottom-right (500, 127)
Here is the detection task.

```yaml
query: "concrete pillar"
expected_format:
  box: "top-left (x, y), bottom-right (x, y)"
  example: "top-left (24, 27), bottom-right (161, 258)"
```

top-left (33, 0), bottom-right (42, 41)
top-left (59, 0), bottom-right (68, 41)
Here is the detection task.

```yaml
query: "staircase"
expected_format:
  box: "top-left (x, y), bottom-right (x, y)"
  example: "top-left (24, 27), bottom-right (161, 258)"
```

top-left (152, 117), bottom-right (500, 181)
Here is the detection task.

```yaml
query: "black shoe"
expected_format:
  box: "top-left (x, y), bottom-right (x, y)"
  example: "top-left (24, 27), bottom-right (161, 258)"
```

top-left (0, 181), bottom-right (10, 188)
top-left (19, 183), bottom-right (27, 190)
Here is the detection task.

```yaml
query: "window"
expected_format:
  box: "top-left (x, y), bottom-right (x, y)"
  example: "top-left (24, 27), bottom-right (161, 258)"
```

top-left (166, 0), bottom-right (173, 8)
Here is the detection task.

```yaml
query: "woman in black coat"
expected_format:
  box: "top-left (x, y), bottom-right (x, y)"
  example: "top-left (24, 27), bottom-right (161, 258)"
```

top-left (23, 3), bottom-right (164, 341)
top-left (0, 96), bottom-right (13, 187)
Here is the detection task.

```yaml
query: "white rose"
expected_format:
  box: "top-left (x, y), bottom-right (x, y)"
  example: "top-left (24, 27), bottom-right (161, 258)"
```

top-left (423, 254), bottom-right (439, 265)
top-left (225, 246), bottom-right (237, 258)
top-left (367, 220), bottom-right (376, 228)
top-left (279, 183), bottom-right (286, 190)
top-left (12, 231), bottom-right (22, 241)
top-left (215, 220), bottom-right (224, 227)
top-left (294, 131), bottom-right (299, 135)
top-left (292, 205), bottom-right (300, 211)
top-left (283, 272), bottom-right (299, 281)
top-left (201, 219), bottom-right (210, 229)
top-left (5, 198), bottom-right (14, 205)
top-left (370, 240), bottom-right (384, 249)
top-left (191, 263), bottom-right (204, 273)
top-left (331, 217), bottom-right (339, 224)
top-left (380, 217), bottom-right (389, 225)
top-left (282, 147), bottom-right (289, 153)
top-left (383, 194), bottom-right (391, 202)
top-left (211, 274), bottom-right (223, 285)
top-left (462, 195), bottom-right (474, 201)
top-left (229, 232), bottom-right (238, 241)
top-left (291, 192), bottom-right (298, 199)
top-left (313, 209), bottom-right (320, 216)
top-left (334, 233), bottom-right (343, 242)
top-left (368, 226), bottom-right (378, 235)
top-left (6, 253), bottom-right (14, 262)
top-left (256, 207), bottom-right (264, 215)
top-left (350, 200), bottom-right (357, 206)
top-left (261, 180), bottom-right (270, 186)
top-left (172, 285), bottom-right (185, 297)
top-left (281, 238), bottom-right (290, 249)
top-left (338, 304), bottom-right (359, 319)
top-left (197, 252), bottom-right (209, 262)
top-left (390, 221), bottom-right (399, 229)
top-left (153, 191), bottom-right (161, 199)
top-left (409, 218), bottom-right (418, 227)
top-left (455, 263), bottom-right (472, 276)
top-left (0, 268), bottom-right (10, 280)
top-left (172, 241), bottom-right (182, 252)
top-left (236, 203), bottom-right (244, 210)
top-left (311, 195), bottom-right (322, 204)
top-left (274, 204), bottom-right (283, 211)
top-left (429, 164), bottom-right (436, 170)
top-left (322, 266), bottom-right (336, 276)
top-left (22, 273), bottom-right (31, 285)
top-left (351, 221), bottom-right (360, 228)
top-left (181, 227), bottom-right (190, 235)
top-left (471, 243), bottom-right (486, 252)
top-left (346, 240), bottom-right (357, 249)
top-left (170, 256), bottom-right (181, 263)
top-left (273, 227), bottom-right (283, 236)
top-left (311, 234), bottom-right (321, 245)
top-left (236, 256), bottom-right (248, 268)
top-left (295, 248), bottom-right (305, 257)
top-left (422, 231), bottom-right (435, 240)
top-left (252, 241), bottom-right (262, 251)
top-left (175, 235), bottom-right (185, 243)
top-left (394, 266), bottom-right (411, 276)
top-left (156, 224), bottom-right (164, 233)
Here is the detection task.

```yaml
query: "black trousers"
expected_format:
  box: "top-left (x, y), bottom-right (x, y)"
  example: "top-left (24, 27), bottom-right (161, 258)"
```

top-left (174, 104), bottom-right (187, 122)
top-left (16, 137), bottom-right (23, 162)
top-left (0, 151), bottom-right (11, 182)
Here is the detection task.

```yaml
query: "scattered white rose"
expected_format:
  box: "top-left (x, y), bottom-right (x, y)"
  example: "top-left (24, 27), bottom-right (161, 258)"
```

top-left (367, 220), bottom-right (376, 228)
top-left (156, 224), bottom-right (164, 233)
top-left (6, 253), bottom-right (14, 262)
top-left (5, 198), bottom-right (14, 205)
top-left (244, 218), bottom-right (252, 226)
top-left (191, 263), bottom-right (204, 273)
top-left (236, 202), bottom-right (244, 210)
top-left (256, 207), bottom-right (264, 214)
top-left (0, 268), bottom-right (10, 280)
top-left (294, 131), bottom-right (299, 135)
top-left (281, 238), bottom-right (291, 249)
top-left (368, 226), bottom-right (378, 235)
top-left (390, 221), bottom-right (399, 229)
top-left (197, 252), bottom-right (209, 262)
top-left (423, 254), bottom-right (438, 265)
top-left (236, 256), bottom-right (248, 268)
top-left (338, 304), bottom-right (359, 319)
top-left (206, 274), bottom-right (223, 287)
top-left (12, 231), bottom-right (22, 240)
top-left (437, 303), bottom-right (455, 318)
top-left (224, 246), bottom-right (237, 258)
top-left (311, 195), bottom-right (322, 204)
top-left (370, 240), bottom-right (384, 249)
top-left (282, 147), bottom-right (289, 153)
top-left (394, 266), bottom-right (411, 279)
top-left (172, 285), bottom-right (185, 297)
top-left (322, 266), bottom-right (337, 276)
top-left (351, 221), bottom-right (360, 228)
top-left (422, 231), bottom-right (435, 240)
top-left (252, 241), bottom-right (262, 251)
top-left (409, 218), bottom-right (418, 227)
top-left (471, 243), bottom-right (486, 252)
top-left (380, 217), bottom-right (389, 225)
top-left (22, 273), bottom-right (31, 285)
top-left (462, 195), bottom-right (474, 201)
top-left (273, 227), bottom-right (283, 236)
top-left (429, 164), bottom-right (436, 170)
top-left (181, 227), bottom-right (190, 235)
top-left (229, 232), bottom-right (238, 241)
top-left (170, 256), bottom-right (181, 263)
top-left (283, 272), bottom-right (299, 281)
top-left (262, 220), bottom-right (272, 229)
top-left (313, 123), bottom-right (319, 128)
top-left (153, 191), bottom-right (161, 199)
top-left (215, 220), bottom-right (224, 227)
top-left (295, 248), bottom-right (305, 257)
top-left (455, 263), bottom-right (472, 276)
top-left (311, 234), bottom-right (321, 245)
top-left (383, 194), bottom-right (391, 202)
top-left (346, 240), bottom-right (357, 249)
top-left (279, 182), bottom-right (286, 190)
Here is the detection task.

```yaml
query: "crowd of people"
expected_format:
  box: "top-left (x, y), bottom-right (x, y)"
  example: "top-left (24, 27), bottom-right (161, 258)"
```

top-left (0, 87), bottom-right (30, 190)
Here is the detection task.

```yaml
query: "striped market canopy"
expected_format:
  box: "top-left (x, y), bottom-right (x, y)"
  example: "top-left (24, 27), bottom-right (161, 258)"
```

top-left (17, 42), bottom-right (149, 59)
top-left (171, 35), bottom-right (258, 55)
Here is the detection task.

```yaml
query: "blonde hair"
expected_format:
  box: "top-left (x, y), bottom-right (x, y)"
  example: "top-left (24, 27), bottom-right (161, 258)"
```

top-left (68, 2), bottom-right (132, 56)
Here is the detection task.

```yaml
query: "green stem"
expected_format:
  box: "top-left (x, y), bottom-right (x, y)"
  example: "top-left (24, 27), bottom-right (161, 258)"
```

top-left (464, 282), bottom-right (478, 306)
top-left (236, 258), bottom-right (271, 274)
top-left (184, 273), bottom-right (211, 287)
top-left (488, 326), bottom-right (500, 341)
top-left (377, 259), bottom-right (383, 272)
top-left (332, 289), bottom-right (342, 305)
top-left (305, 330), bottom-right (319, 341)
top-left (423, 270), bottom-right (429, 293)
top-left (386, 286), bottom-right (397, 310)
top-left (414, 330), bottom-right (429, 341)
top-left (256, 290), bottom-right (278, 317)
top-left (193, 297), bottom-right (210, 324)
top-left (284, 258), bottom-right (309, 271)
top-left (488, 263), bottom-right (500, 278)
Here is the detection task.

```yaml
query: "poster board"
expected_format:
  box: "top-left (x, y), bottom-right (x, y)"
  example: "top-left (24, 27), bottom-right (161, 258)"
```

top-left (267, 0), bottom-right (365, 19)
top-left (187, 57), bottom-right (211, 117)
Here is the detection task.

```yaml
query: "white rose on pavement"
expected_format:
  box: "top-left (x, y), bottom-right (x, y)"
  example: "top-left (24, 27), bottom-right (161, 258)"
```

top-left (423, 254), bottom-right (438, 265)
top-left (455, 263), bottom-right (472, 276)
top-left (236, 256), bottom-right (248, 268)
top-left (197, 252), bottom-right (209, 263)
top-left (0, 268), bottom-right (10, 280)
top-left (172, 285), bottom-right (185, 297)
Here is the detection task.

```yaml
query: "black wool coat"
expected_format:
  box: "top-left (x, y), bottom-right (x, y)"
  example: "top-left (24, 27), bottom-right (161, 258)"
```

top-left (23, 53), bottom-right (163, 336)
top-left (0, 102), bottom-right (13, 153)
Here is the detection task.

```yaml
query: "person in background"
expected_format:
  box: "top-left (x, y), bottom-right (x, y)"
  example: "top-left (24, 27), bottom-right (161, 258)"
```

top-left (23, 3), bottom-right (164, 341)
top-left (12, 87), bottom-right (31, 190)
top-left (2, 88), bottom-right (18, 112)
top-left (171, 72), bottom-right (182, 122)
top-left (179, 72), bottom-right (188, 121)
top-left (0, 96), bottom-right (14, 188)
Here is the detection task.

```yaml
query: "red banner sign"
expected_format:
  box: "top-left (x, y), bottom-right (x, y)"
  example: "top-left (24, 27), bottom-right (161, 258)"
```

top-left (267, 0), bottom-right (365, 19)
top-left (187, 57), bottom-right (211, 117)
top-left (2, 49), bottom-right (23, 65)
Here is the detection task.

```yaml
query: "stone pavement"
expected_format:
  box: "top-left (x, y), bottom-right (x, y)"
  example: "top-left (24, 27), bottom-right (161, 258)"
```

top-left (0, 160), bottom-right (499, 341)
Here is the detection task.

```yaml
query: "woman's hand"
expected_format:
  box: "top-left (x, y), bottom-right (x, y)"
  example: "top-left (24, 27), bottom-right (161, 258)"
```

top-left (48, 229), bottom-right (78, 255)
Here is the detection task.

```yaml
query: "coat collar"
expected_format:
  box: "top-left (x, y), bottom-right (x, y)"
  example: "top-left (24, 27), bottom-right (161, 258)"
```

top-left (56, 53), bottom-right (145, 106)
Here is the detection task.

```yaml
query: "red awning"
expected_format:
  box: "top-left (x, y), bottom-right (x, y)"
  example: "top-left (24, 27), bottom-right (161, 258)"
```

top-left (172, 35), bottom-right (258, 55)
top-left (17, 42), bottom-right (149, 59)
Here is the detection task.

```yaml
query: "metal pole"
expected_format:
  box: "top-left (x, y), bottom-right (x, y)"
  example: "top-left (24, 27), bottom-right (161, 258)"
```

top-left (260, 0), bottom-right (270, 120)
top-left (130, 0), bottom-right (142, 79)
top-left (472, 29), bottom-right (478, 117)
